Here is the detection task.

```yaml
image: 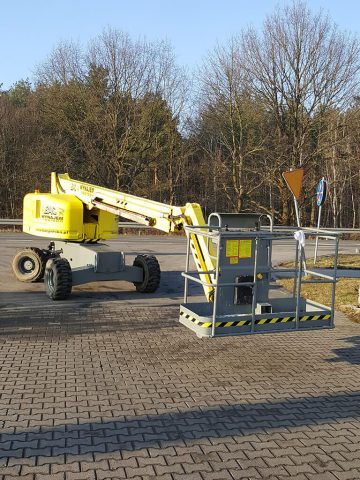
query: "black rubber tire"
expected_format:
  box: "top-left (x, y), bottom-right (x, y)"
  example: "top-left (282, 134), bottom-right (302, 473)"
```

top-left (133, 254), bottom-right (161, 293)
top-left (44, 258), bottom-right (72, 300)
top-left (12, 247), bottom-right (48, 283)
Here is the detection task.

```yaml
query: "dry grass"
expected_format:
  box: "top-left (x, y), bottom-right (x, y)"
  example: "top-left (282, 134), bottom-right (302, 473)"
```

top-left (278, 276), bottom-right (360, 323)
top-left (280, 254), bottom-right (360, 269)
top-left (278, 254), bottom-right (360, 323)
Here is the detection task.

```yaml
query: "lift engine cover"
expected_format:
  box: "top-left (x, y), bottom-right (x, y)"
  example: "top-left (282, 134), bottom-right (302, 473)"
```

top-left (23, 192), bottom-right (118, 241)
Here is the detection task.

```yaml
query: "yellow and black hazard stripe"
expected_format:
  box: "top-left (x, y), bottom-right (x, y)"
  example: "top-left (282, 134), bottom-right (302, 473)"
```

top-left (189, 234), bottom-right (215, 300)
top-left (180, 311), bottom-right (331, 329)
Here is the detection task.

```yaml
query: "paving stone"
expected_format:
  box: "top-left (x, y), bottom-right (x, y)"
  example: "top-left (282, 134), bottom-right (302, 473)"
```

top-left (0, 466), bottom-right (21, 476)
top-left (334, 470), bottom-right (360, 480)
top-left (4, 475), bottom-right (33, 480)
top-left (52, 462), bottom-right (81, 474)
top-left (173, 473), bottom-right (203, 480)
top-left (34, 473), bottom-right (66, 480)
top-left (137, 455), bottom-right (167, 466)
top-left (125, 465), bottom-right (155, 477)
top-left (200, 470), bottom-right (233, 480)
top-left (22, 465), bottom-right (50, 475)
top-left (66, 472), bottom-right (96, 480)
top-left (229, 467), bottom-right (262, 479)
top-left (0, 302), bottom-right (359, 480)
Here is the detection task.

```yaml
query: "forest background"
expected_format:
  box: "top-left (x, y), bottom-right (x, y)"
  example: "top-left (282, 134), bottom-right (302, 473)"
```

top-left (1, 1), bottom-right (360, 228)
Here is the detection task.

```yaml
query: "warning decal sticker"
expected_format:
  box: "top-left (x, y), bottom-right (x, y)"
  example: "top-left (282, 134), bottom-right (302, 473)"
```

top-left (239, 240), bottom-right (252, 258)
top-left (226, 240), bottom-right (239, 257)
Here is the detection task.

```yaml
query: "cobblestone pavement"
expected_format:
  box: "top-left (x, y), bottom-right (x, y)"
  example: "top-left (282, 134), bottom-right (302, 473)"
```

top-left (0, 302), bottom-right (360, 480)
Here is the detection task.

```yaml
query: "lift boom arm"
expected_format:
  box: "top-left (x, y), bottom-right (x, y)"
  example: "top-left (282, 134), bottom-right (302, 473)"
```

top-left (52, 173), bottom-right (192, 233)
top-left (51, 173), bottom-right (215, 299)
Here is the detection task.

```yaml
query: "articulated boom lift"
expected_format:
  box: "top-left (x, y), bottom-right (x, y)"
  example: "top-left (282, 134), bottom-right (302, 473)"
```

top-left (13, 172), bottom-right (338, 338)
top-left (13, 173), bottom-right (215, 300)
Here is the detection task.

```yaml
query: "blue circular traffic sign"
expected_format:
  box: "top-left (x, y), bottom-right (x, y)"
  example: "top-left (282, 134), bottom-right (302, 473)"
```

top-left (316, 178), bottom-right (327, 207)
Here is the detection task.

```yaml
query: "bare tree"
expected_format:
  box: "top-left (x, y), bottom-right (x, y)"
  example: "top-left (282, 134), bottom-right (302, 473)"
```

top-left (85, 28), bottom-right (189, 191)
top-left (240, 0), bottom-right (360, 222)
top-left (195, 39), bottom-right (268, 212)
top-left (33, 29), bottom-right (189, 197)
top-left (36, 40), bottom-right (84, 85)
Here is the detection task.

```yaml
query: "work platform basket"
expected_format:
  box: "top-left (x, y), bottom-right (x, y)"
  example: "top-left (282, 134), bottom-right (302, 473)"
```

top-left (179, 213), bottom-right (339, 338)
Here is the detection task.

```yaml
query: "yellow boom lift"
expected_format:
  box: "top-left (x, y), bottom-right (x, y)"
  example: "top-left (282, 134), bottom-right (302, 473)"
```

top-left (13, 172), bottom-right (338, 337)
top-left (13, 172), bottom-right (215, 300)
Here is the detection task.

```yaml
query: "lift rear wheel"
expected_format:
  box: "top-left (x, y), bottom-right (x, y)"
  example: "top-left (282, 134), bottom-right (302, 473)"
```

top-left (44, 258), bottom-right (72, 300)
top-left (12, 247), bottom-right (48, 282)
top-left (133, 254), bottom-right (161, 293)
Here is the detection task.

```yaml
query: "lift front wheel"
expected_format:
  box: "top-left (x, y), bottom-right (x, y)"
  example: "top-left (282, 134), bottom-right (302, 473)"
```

top-left (12, 247), bottom-right (48, 282)
top-left (44, 258), bottom-right (72, 300)
top-left (133, 254), bottom-right (161, 293)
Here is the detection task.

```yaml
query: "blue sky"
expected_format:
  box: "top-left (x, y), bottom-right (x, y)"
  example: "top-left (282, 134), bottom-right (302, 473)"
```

top-left (1, 0), bottom-right (360, 89)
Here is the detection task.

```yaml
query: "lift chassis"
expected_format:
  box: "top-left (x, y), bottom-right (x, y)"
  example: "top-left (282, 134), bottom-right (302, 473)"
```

top-left (13, 239), bottom-right (160, 300)
top-left (12, 172), bottom-right (208, 300)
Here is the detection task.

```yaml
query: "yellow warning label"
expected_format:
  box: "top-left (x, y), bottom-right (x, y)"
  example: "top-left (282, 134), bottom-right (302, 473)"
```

top-left (226, 240), bottom-right (239, 257)
top-left (230, 257), bottom-right (238, 265)
top-left (239, 240), bottom-right (252, 258)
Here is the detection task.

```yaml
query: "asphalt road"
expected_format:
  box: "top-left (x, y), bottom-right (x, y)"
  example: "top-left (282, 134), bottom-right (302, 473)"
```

top-left (0, 232), bottom-right (358, 310)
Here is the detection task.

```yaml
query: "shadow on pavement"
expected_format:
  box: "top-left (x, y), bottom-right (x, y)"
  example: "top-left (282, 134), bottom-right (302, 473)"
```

top-left (0, 271), bottom-right (190, 335)
top-left (0, 391), bottom-right (359, 462)
top-left (0, 270), bottom-right (203, 307)
top-left (328, 336), bottom-right (360, 365)
top-left (0, 303), bottom-right (180, 336)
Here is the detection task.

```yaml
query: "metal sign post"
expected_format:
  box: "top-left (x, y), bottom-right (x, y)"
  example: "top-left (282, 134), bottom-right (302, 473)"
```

top-left (314, 177), bottom-right (327, 264)
top-left (293, 199), bottom-right (301, 228)
top-left (282, 168), bottom-right (306, 270)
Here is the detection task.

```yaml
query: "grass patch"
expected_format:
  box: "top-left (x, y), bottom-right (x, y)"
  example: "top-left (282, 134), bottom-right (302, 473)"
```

top-left (278, 277), bottom-right (360, 323)
top-left (277, 254), bottom-right (360, 323)
top-left (280, 254), bottom-right (360, 270)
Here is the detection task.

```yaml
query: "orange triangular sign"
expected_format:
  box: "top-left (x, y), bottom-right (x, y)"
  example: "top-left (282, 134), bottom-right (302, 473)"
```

top-left (282, 168), bottom-right (304, 199)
